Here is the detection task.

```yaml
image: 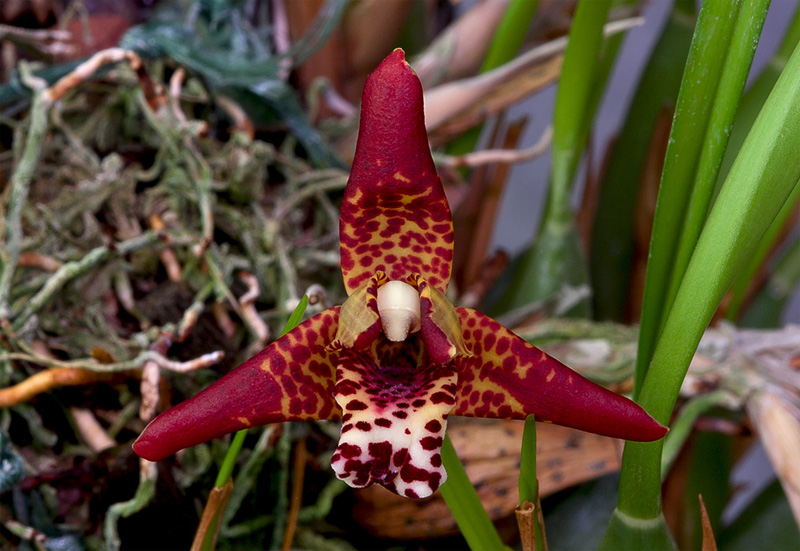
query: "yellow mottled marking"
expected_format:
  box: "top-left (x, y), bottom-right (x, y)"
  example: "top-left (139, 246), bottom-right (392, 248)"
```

top-left (238, 417), bottom-right (252, 427)
top-left (393, 171), bottom-right (410, 183)
top-left (546, 369), bottom-right (555, 383)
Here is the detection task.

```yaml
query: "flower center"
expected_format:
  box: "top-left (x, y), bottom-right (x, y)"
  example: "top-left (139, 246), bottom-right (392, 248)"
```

top-left (376, 280), bottom-right (421, 342)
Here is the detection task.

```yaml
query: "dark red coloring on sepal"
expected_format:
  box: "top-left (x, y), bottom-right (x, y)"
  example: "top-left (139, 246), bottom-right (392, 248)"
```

top-left (133, 308), bottom-right (341, 461)
top-left (340, 49), bottom-right (454, 295)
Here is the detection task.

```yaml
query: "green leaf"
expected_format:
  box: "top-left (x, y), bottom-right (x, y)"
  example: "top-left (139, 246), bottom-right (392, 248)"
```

top-left (518, 416), bottom-right (546, 551)
top-left (481, 0), bottom-right (541, 73)
top-left (440, 435), bottom-right (508, 551)
top-left (591, 0), bottom-right (696, 321)
top-left (281, 295), bottom-right (310, 338)
top-left (660, 390), bottom-right (734, 477)
top-left (634, 0), bottom-right (749, 395)
top-left (661, 0), bottom-right (771, 327)
top-left (724, 5), bottom-right (800, 321)
top-left (616, 0), bottom-right (800, 529)
top-left (718, 480), bottom-right (800, 551)
top-left (518, 415), bottom-right (538, 504)
top-left (498, 0), bottom-right (618, 316)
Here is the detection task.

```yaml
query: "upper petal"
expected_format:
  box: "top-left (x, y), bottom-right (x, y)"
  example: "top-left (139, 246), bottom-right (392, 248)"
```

top-left (340, 49), bottom-right (454, 295)
top-left (452, 308), bottom-right (668, 442)
top-left (132, 307), bottom-right (341, 461)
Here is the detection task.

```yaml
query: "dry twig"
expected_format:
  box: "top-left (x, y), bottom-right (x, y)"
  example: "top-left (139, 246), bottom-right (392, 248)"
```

top-left (439, 125), bottom-right (553, 169)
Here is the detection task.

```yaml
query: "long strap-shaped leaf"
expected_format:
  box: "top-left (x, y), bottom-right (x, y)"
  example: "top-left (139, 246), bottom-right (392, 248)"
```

top-left (634, 0), bottom-right (746, 396)
top-left (724, 4), bottom-right (800, 321)
top-left (662, 0), bottom-right (773, 333)
top-left (605, 4), bottom-right (800, 549)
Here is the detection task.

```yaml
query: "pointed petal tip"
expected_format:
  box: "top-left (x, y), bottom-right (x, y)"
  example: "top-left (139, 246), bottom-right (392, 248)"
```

top-left (131, 432), bottom-right (167, 462)
top-left (132, 308), bottom-right (341, 461)
top-left (375, 48), bottom-right (410, 77)
top-left (619, 409), bottom-right (669, 442)
top-left (453, 307), bottom-right (670, 443)
top-left (651, 420), bottom-right (670, 441)
top-left (389, 47), bottom-right (407, 62)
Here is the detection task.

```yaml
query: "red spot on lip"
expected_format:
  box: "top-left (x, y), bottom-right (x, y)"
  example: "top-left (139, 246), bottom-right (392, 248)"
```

top-left (368, 441), bottom-right (393, 467)
top-left (424, 419), bottom-right (442, 432)
top-left (393, 448), bottom-right (408, 467)
top-left (420, 436), bottom-right (442, 451)
top-left (339, 443), bottom-right (362, 458)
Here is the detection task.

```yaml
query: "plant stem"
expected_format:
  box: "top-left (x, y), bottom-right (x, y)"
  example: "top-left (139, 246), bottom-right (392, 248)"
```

top-left (215, 430), bottom-right (248, 488)
top-left (440, 434), bottom-right (508, 551)
top-left (0, 70), bottom-right (51, 320)
top-left (518, 416), bottom-right (546, 551)
top-left (617, 0), bottom-right (800, 525)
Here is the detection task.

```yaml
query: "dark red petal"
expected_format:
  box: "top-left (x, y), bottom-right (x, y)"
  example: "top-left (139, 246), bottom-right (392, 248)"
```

top-left (132, 308), bottom-right (341, 461)
top-left (340, 48), bottom-right (454, 295)
top-left (413, 274), bottom-right (469, 365)
top-left (452, 308), bottom-right (667, 442)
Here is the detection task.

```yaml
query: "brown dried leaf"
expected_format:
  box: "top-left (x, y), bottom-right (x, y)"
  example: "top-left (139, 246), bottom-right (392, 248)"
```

top-left (191, 480), bottom-right (234, 551)
top-left (287, 0), bottom-right (415, 109)
top-left (748, 390), bottom-right (800, 527)
top-left (413, 0), bottom-right (511, 88)
top-left (454, 118), bottom-right (527, 291)
top-left (352, 418), bottom-right (621, 539)
top-left (424, 53), bottom-right (562, 144)
top-left (699, 494), bottom-right (718, 551)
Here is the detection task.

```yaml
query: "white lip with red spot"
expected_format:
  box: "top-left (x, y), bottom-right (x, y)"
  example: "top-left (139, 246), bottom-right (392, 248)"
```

top-left (331, 343), bottom-right (457, 498)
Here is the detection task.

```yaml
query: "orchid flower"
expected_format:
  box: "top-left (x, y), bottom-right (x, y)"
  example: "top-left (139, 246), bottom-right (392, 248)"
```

top-left (133, 49), bottom-right (666, 499)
